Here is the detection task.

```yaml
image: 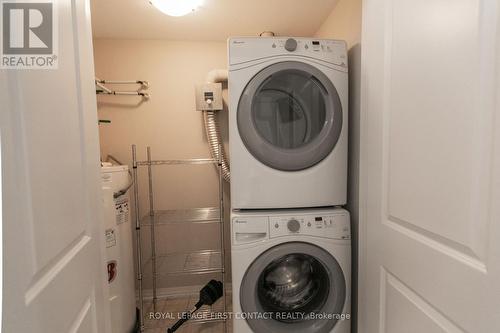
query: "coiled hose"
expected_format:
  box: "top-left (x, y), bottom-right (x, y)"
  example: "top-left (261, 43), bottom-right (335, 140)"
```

top-left (203, 110), bottom-right (230, 182)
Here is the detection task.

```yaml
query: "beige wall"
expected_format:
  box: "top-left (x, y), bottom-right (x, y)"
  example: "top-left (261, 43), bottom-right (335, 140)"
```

top-left (315, 0), bottom-right (362, 49)
top-left (93, 39), bottom-right (230, 291)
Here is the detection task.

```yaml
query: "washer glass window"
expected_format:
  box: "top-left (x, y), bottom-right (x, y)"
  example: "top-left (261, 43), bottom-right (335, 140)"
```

top-left (239, 242), bottom-right (346, 333)
top-left (257, 253), bottom-right (329, 321)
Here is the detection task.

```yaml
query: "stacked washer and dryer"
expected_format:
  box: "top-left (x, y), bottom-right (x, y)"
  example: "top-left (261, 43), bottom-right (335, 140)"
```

top-left (228, 37), bottom-right (351, 333)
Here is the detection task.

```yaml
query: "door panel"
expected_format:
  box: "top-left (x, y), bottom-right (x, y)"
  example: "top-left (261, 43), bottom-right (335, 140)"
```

top-left (360, 0), bottom-right (500, 332)
top-left (382, 270), bottom-right (463, 333)
top-left (1, 0), bottom-right (109, 332)
top-left (387, 0), bottom-right (490, 262)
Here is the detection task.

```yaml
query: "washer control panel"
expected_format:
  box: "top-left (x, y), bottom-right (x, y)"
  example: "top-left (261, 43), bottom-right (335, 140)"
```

top-left (269, 213), bottom-right (350, 240)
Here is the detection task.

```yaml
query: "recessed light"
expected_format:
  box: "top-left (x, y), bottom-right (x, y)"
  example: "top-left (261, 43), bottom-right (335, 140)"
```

top-left (150, 0), bottom-right (203, 17)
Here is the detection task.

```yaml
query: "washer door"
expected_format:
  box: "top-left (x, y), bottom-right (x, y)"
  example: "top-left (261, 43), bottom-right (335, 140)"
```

top-left (238, 61), bottom-right (343, 171)
top-left (240, 242), bottom-right (346, 333)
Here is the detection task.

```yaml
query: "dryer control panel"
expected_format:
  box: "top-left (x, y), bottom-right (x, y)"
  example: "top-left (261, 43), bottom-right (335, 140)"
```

top-left (269, 213), bottom-right (350, 240)
top-left (228, 37), bottom-right (348, 69)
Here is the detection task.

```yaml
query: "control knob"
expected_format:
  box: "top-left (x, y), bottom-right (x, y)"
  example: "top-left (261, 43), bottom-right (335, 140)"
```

top-left (284, 38), bottom-right (297, 52)
top-left (287, 219), bottom-right (300, 233)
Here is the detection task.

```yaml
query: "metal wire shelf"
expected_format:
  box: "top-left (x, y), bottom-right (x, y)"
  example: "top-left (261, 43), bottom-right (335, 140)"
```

top-left (136, 158), bottom-right (217, 166)
top-left (143, 250), bottom-right (223, 276)
top-left (141, 207), bottom-right (221, 226)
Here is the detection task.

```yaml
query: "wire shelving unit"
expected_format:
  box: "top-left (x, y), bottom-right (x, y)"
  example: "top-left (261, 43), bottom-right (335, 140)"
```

top-left (131, 145), bottom-right (226, 333)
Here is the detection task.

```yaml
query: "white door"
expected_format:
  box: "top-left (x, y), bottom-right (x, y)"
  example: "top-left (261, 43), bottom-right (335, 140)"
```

top-left (0, 0), bottom-right (110, 332)
top-left (359, 0), bottom-right (500, 332)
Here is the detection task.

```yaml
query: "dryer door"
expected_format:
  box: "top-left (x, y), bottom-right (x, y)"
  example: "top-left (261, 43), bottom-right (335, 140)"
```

top-left (238, 61), bottom-right (343, 171)
top-left (240, 242), bottom-right (346, 333)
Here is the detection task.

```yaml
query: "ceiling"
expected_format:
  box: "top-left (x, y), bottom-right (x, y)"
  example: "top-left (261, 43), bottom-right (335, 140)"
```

top-left (91, 0), bottom-right (338, 41)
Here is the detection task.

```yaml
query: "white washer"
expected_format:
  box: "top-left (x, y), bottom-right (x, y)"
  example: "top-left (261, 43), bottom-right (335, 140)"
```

top-left (231, 208), bottom-right (351, 333)
top-left (228, 37), bottom-right (348, 209)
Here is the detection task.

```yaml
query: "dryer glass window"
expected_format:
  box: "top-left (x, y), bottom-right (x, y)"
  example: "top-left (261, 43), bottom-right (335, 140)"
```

top-left (252, 71), bottom-right (326, 149)
top-left (257, 253), bottom-right (330, 322)
top-left (237, 61), bottom-right (343, 171)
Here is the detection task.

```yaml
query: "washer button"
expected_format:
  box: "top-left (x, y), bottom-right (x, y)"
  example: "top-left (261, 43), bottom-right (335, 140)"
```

top-left (287, 219), bottom-right (300, 233)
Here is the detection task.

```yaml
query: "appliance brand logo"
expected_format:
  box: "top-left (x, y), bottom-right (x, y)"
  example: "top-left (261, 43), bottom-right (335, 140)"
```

top-left (1, 0), bottom-right (58, 69)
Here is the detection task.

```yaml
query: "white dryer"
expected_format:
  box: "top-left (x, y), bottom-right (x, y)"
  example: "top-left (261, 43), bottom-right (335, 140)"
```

top-left (231, 208), bottom-right (351, 333)
top-left (228, 37), bottom-right (348, 209)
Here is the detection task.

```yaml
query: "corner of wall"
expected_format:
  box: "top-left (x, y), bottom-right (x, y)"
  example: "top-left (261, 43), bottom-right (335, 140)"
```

top-left (314, 0), bottom-right (362, 50)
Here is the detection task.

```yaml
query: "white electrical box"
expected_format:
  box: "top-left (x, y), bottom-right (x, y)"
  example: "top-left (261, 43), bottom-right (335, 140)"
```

top-left (195, 83), bottom-right (223, 111)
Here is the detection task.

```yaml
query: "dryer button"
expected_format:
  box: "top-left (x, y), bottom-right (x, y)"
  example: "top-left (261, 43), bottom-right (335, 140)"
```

top-left (284, 38), bottom-right (297, 52)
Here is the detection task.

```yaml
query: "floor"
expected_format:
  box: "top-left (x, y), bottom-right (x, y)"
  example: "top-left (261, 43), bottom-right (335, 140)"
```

top-left (143, 292), bottom-right (233, 333)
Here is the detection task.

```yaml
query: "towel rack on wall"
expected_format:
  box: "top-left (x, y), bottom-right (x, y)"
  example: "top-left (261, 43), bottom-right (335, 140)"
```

top-left (95, 77), bottom-right (150, 99)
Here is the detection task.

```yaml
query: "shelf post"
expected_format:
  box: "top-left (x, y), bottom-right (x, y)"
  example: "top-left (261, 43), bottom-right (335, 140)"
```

top-left (218, 144), bottom-right (227, 333)
top-left (147, 146), bottom-right (158, 313)
top-left (132, 145), bottom-right (145, 332)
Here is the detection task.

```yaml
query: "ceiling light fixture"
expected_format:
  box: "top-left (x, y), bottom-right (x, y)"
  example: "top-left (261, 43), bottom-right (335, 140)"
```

top-left (150, 0), bottom-right (203, 17)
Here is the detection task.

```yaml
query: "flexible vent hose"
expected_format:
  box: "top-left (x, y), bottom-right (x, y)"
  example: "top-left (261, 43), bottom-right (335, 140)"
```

top-left (203, 110), bottom-right (230, 182)
top-left (203, 69), bottom-right (230, 182)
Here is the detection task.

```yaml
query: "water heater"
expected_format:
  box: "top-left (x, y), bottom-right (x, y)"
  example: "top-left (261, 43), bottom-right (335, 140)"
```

top-left (101, 164), bottom-right (136, 333)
